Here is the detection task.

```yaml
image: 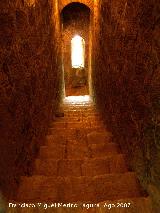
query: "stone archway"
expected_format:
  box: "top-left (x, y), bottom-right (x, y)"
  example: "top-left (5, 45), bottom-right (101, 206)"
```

top-left (59, 0), bottom-right (93, 13)
top-left (61, 2), bottom-right (91, 96)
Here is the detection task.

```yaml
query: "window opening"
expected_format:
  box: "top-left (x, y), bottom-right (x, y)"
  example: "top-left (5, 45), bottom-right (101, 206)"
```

top-left (71, 35), bottom-right (85, 68)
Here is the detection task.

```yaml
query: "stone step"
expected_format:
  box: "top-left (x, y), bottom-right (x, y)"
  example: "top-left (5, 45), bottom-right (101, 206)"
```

top-left (34, 154), bottom-right (127, 176)
top-left (47, 130), bottom-right (87, 142)
top-left (62, 106), bottom-right (96, 110)
top-left (87, 131), bottom-right (112, 144)
top-left (53, 115), bottom-right (102, 120)
top-left (62, 111), bottom-right (101, 115)
top-left (39, 144), bottom-right (89, 159)
top-left (39, 145), bottom-right (66, 159)
top-left (45, 132), bottom-right (112, 147)
top-left (7, 197), bottom-right (152, 213)
top-left (51, 119), bottom-right (104, 125)
top-left (50, 122), bottom-right (104, 129)
top-left (62, 114), bottom-right (101, 118)
top-left (48, 127), bottom-right (107, 136)
top-left (62, 118), bottom-right (102, 123)
top-left (81, 154), bottom-right (127, 176)
top-left (47, 135), bottom-right (100, 147)
top-left (89, 143), bottom-right (119, 158)
top-left (39, 142), bottom-right (119, 159)
top-left (46, 135), bottom-right (67, 146)
top-left (17, 172), bottom-right (144, 202)
top-left (63, 112), bottom-right (101, 115)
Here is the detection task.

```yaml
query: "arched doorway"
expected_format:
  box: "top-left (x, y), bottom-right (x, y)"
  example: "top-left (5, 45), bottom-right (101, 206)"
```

top-left (61, 3), bottom-right (91, 97)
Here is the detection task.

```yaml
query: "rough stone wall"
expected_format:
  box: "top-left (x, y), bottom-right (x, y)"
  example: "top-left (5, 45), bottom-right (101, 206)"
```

top-left (0, 0), bottom-right (62, 199)
top-left (62, 3), bottom-right (90, 96)
top-left (92, 0), bottom-right (160, 210)
top-left (91, 0), bottom-right (101, 96)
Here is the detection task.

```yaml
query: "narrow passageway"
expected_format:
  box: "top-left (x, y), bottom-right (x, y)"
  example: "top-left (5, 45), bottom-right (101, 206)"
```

top-left (7, 96), bottom-right (152, 212)
top-left (1, 0), bottom-right (159, 212)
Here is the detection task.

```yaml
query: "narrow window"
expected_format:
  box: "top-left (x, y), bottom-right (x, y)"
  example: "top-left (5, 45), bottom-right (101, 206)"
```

top-left (71, 35), bottom-right (85, 68)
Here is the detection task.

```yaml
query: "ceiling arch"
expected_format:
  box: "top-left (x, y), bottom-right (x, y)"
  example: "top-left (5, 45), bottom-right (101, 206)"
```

top-left (59, 0), bottom-right (93, 13)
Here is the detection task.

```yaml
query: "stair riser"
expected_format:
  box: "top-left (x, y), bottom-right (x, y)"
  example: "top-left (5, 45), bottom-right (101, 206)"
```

top-left (39, 144), bottom-right (119, 160)
top-left (39, 146), bottom-right (66, 159)
top-left (63, 113), bottom-right (101, 117)
top-left (51, 121), bottom-right (104, 127)
top-left (48, 128), bottom-right (106, 135)
top-left (34, 156), bottom-right (127, 176)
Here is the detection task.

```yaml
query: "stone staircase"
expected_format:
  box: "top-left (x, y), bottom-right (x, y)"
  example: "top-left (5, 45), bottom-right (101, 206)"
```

top-left (7, 96), bottom-right (153, 212)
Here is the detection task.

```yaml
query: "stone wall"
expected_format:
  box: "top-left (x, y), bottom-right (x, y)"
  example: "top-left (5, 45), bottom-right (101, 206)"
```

top-left (0, 0), bottom-right (62, 199)
top-left (92, 0), bottom-right (160, 210)
top-left (91, 0), bottom-right (101, 96)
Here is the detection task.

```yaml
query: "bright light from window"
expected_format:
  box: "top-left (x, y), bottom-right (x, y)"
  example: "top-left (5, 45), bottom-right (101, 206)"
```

top-left (71, 35), bottom-right (85, 68)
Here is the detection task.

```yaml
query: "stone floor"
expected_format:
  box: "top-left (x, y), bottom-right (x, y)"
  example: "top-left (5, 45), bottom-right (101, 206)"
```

top-left (7, 96), bottom-right (153, 212)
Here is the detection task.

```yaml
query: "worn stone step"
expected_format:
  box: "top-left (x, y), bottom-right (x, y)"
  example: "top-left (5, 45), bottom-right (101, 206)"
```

top-left (87, 131), bottom-right (113, 144)
top-left (63, 114), bottom-right (101, 119)
top-left (47, 130), bottom-right (87, 142)
top-left (45, 131), bottom-right (111, 147)
top-left (34, 154), bottom-right (127, 176)
top-left (39, 144), bottom-right (89, 159)
top-left (46, 135), bottom-right (67, 146)
top-left (46, 137), bottom-right (89, 148)
top-left (63, 111), bottom-right (101, 115)
top-left (51, 119), bottom-right (104, 124)
top-left (48, 127), bottom-right (107, 136)
top-left (89, 143), bottom-right (120, 158)
top-left (66, 143), bottom-right (119, 159)
top-left (39, 142), bottom-right (119, 159)
top-left (39, 145), bottom-right (66, 159)
top-left (62, 110), bottom-right (101, 115)
top-left (66, 143), bottom-right (90, 159)
top-left (17, 172), bottom-right (144, 202)
top-left (46, 131), bottom-right (112, 147)
top-left (50, 120), bottom-right (103, 128)
top-left (81, 154), bottom-right (127, 176)
top-left (7, 197), bottom-right (152, 213)
top-left (50, 122), bottom-right (104, 129)
top-left (53, 113), bottom-right (101, 118)
top-left (34, 159), bottom-right (82, 176)
top-left (62, 105), bottom-right (96, 109)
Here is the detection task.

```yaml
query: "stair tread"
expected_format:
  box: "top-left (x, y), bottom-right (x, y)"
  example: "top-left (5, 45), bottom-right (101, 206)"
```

top-left (36, 154), bottom-right (126, 162)
top-left (34, 154), bottom-right (128, 176)
top-left (17, 172), bottom-right (145, 202)
top-left (39, 142), bottom-right (119, 159)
